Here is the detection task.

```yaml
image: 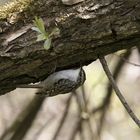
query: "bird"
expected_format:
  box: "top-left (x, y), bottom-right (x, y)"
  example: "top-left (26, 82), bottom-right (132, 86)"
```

top-left (17, 67), bottom-right (86, 97)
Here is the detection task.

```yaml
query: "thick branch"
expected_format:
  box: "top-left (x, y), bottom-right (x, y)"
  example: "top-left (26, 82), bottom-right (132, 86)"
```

top-left (0, 0), bottom-right (140, 95)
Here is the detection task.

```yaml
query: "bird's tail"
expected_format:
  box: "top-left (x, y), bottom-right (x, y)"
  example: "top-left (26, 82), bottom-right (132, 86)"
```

top-left (17, 84), bottom-right (42, 88)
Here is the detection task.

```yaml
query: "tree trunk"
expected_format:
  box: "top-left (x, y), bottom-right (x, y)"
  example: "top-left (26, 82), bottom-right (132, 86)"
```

top-left (0, 0), bottom-right (140, 95)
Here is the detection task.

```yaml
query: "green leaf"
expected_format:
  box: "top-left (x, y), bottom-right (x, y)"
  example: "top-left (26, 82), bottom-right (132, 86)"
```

top-left (49, 27), bottom-right (60, 37)
top-left (33, 16), bottom-right (46, 34)
top-left (31, 27), bottom-right (42, 33)
top-left (32, 16), bottom-right (55, 50)
top-left (44, 39), bottom-right (51, 50)
top-left (36, 34), bottom-right (46, 41)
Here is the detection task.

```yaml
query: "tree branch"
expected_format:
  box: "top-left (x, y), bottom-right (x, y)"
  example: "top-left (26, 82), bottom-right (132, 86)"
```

top-left (0, 0), bottom-right (140, 95)
top-left (52, 94), bottom-right (73, 140)
top-left (99, 56), bottom-right (140, 128)
top-left (97, 50), bottom-right (131, 135)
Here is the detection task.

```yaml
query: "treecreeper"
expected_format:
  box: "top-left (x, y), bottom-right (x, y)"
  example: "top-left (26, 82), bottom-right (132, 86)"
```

top-left (17, 68), bottom-right (86, 97)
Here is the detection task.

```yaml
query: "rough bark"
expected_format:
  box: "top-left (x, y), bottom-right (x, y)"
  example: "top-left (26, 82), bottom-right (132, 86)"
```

top-left (0, 0), bottom-right (140, 95)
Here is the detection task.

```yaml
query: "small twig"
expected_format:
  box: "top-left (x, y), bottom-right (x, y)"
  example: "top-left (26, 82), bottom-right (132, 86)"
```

top-left (79, 124), bottom-right (85, 140)
top-left (99, 56), bottom-right (140, 128)
top-left (69, 118), bottom-right (82, 140)
top-left (81, 86), bottom-right (94, 140)
top-left (81, 86), bottom-right (87, 105)
top-left (34, 115), bottom-right (55, 140)
top-left (52, 94), bottom-right (73, 140)
top-left (114, 54), bottom-right (140, 67)
top-left (97, 50), bottom-right (131, 135)
top-left (74, 89), bottom-right (94, 140)
top-left (137, 47), bottom-right (140, 61)
top-left (68, 91), bottom-right (83, 140)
